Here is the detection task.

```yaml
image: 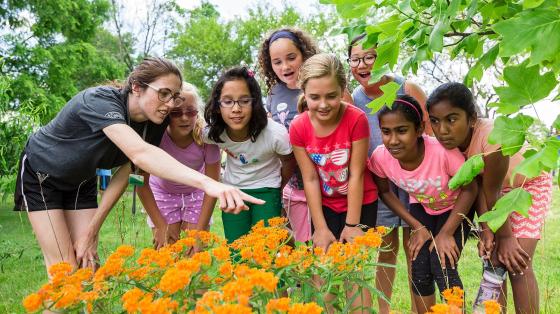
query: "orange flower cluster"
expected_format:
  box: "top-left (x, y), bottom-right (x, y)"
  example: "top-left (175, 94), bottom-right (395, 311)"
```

top-left (23, 220), bottom-right (385, 313)
top-left (266, 298), bottom-right (323, 314)
top-left (441, 286), bottom-right (464, 307)
top-left (22, 262), bottom-right (95, 313)
top-left (122, 287), bottom-right (179, 314)
top-left (483, 300), bottom-right (501, 314)
top-left (427, 286), bottom-right (463, 314)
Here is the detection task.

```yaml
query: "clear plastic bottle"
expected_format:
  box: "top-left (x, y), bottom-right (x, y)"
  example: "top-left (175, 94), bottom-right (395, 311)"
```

top-left (473, 259), bottom-right (507, 312)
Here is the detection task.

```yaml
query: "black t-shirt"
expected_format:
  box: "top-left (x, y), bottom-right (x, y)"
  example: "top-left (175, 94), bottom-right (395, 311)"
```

top-left (25, 86), bottom-right (167, 187)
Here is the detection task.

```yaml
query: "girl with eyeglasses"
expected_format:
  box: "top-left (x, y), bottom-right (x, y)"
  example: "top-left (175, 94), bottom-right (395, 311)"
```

top-left (369, 95), bottom-right (477, 313)
top-left (348, 33), bottom-right (430, 313)
top-left (137, 82), bottom-right (220, 249)
top-left (13, 57), bottom-right (264, 275)
top-left (203, 66), bottom-right (296, 243)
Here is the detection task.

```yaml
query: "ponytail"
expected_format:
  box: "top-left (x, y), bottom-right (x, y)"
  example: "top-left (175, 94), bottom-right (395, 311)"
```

top-left (297, 95), bottom-right (308, 113)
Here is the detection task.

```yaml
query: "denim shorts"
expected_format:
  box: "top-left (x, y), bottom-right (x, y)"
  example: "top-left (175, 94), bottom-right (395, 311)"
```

top-left (376, 182), bottom-right (409, 228)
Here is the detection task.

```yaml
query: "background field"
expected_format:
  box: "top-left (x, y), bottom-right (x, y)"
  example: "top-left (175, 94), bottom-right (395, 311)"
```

top-left (0, 190), bottom-right (558, 313)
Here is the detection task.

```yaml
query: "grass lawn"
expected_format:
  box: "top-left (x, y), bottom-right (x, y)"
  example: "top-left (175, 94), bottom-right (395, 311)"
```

top-left (0, 190), bottom-right (558, 313)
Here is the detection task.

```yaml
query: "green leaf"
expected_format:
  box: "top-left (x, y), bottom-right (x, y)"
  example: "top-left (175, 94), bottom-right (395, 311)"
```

top-left (553, 114), bottom-right (560, 130)
top-left (466, 0), bottom-right (478, 19)
top-left (510, 137), bottom-right (559, 184)
top-left (511, 149), bottom-right (542, 183)
top-left (464, 44), bottom-right (498, 86)
top-left (366, 81), bottom-right (401, 114)
top-left (479, 188), bottom-right (533, 232)
top-left (488, 114), bottom-right (534, 156)
top-left (487, 102), bottom-right (522, 115)
top-left (494, 61), bottom-right (557, 107)
top-left (452, 33), bottom-right (479, 58)
top-left (448, 154), bottom-right (484, 190)
top-left (523, 0), bottom-right (545, 10)
top-left (429, 21), bottom-right (448, 52)
top-left (493, 8), bottom-right (560, 65)
top-left (369, 64), bottom-right (391, 84)
top-left (446, 0), bottom-right (461, 17)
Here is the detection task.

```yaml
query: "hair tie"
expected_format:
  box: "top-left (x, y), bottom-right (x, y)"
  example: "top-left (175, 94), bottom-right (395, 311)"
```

top-left (394, 99), bottom-right (421, 119)
top-left (270, 30), bottom-right (299, 44)
top-left (246, 69), bottom-right (255, 77)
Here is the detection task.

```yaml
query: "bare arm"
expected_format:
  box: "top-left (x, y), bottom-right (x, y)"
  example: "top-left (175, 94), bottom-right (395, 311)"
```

top-left (482, 151), bottom-right (530, 273)
top-left (103, 123), bottom-right (263, 212)
top-left (344, 138), bottom-right (368, 225)
top-left (439, 180), bottom-right (478, 235)
top-left (373, 175), bottom-right (423, 229)
top-left (339, 138), bottom-right (372, 243)
top-left (195, 161), bottom-right (220, 230)
top-left (433, 179), bottom-right (478, 269)
top-left (373, 174), bottom-right (431, 261)
top-left (278, 152), bottom-right (296, 191)
top-left (75, 162), bottom-right (131, 269)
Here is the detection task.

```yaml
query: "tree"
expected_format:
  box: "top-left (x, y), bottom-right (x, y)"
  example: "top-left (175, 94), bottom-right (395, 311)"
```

top-left (168, 1), bottom-right (335, 99)
top-left (321, 0), bottom-right (560, 229)
top-left (0, 0), bottom-right (127, 196)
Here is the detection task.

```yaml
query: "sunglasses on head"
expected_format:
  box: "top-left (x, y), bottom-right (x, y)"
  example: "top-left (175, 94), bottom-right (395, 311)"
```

top-left (169, 109), bottom-right (199, 118)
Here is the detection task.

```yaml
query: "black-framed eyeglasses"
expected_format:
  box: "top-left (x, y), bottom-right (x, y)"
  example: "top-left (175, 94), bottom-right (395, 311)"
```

top-left (143, 82), bottom-right (183, 106)
top-left (169, 109), bottom-right (199, 118)
top-left (347, 54), bottom-right (377, 68)
top-left (219, 98), bottom-right (253, 108)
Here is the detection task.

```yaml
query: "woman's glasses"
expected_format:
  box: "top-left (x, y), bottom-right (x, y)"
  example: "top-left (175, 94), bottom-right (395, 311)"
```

top-left (142, 82), bottom-right (183, 106)
top-left (219, 98), bottom-right (253, 108)
top-left (347, 54), bottom-right (377, 68)
top-left (169, 109), bottom-right (198, 118)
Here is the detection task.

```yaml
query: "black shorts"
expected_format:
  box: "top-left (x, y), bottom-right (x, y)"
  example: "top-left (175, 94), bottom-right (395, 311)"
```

top-left (312, 201), bottom-right (378, 240)
top-left (14, 153), bottom-right (98, 211)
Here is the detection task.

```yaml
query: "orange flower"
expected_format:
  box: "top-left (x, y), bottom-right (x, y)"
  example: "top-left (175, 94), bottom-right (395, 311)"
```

top-left (376, 226), bottom-right (387, 235)
top-left (441, 286), bottom-right (464, 307)
top-left (48, 262), bottom-right (73, 278)
top-left (53, 284), bottom-right (81, 309)
top-left (148, 297), bottom-right (179, 314)
top-left (288, 302), bottom-right (323, 314)
top-left (176, 259), bottom-right (201, 273)
top-left (483, 300), bottom-right (501, 314)
top-left (212, 303), bottom-right (252, 314)
top-left (128, 266), bottom-right (152, 281)
top-left (222, 278), bottom-right (253, 301)
top-left (80, 291), bottom-right (99, 302)
top-left (268, 217), bottom-right (287, 227)
top-left (212, 246), bottom-right (231, 261)
top-left (115, 245), bottom-right (135, 258)
top-left (22, 293), bottom-right (42, 313)
top-left (195, 291), bottom-right (223, 312)
top-left (192, 251), bottom-right (212, 266)
top-left (94, 256), bottom-right (125, 282)
top-left (159, 268), bottom-right (191, 294)
top-left (219, 262), bottom-right (233, 277)
top-left (267, 297), bottom-right (291, 313)
top-left (122, 288), bottom-right (144, 313)
top-left (427, 303), bottom-right (461, 314)
top-left (248, 270), bottom-right (278, 292)
top-left (178, 236), bottom-right (197, 247)
top-left (137, 248), bottom-right (157, 266)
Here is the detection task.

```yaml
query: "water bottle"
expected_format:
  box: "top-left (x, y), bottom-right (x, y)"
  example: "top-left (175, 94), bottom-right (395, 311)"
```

top-left (473, 259), bottom-right (507, 312)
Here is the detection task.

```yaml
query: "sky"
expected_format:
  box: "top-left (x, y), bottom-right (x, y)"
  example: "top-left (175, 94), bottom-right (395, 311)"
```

top-left (120, 0), bottom-right (559, 127)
